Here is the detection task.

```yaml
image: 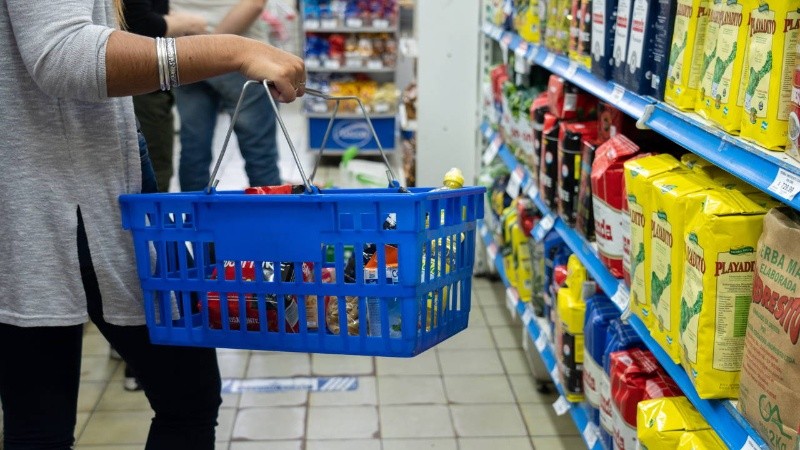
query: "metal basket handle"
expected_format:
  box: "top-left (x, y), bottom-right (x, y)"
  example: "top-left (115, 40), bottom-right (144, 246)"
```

top-left (207, 79), bottom-right (399, 193)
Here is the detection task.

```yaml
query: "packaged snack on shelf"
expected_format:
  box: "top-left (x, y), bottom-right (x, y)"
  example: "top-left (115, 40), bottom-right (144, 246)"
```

top-left (621, 0), bottom-right (677, 99)
top-left (518, 0), bottom-right (543, 44)
top-left (677, 429), bottom-right (728, 450)
top-left (539, 112), bottom-right (562, 209)
top-left (624, 154), bottom-right (683, 325)
top-left (612, 0), bottom-right (635, 84)
top-left (665, 0), bottom-right (713, 110)
top-left (584, 294), bottom-right (620, 414)
top-left (502, 205), bottom-right (521, 288)
top-left (610, 348), bottom-right (660, 450)
top-left (739, 207), bottom-right (800, 450)
top-left (591, 0), bottom-right (619, 80)
top-left (546, 75), bottom-right (598, 120)
top-left (530, 92), bottom-right (549, 176)
top-left (637, 396), bottom-right (712, 450)
top-left (574, 0), bottom-right (593, 69)
top-left (649, 172), bottom-right (715, 362)
top-left (558, 122), bottom-right (598, 226)
top-left (696, 0), bottom-right (756, 133)
top-left (576, 137), bottom-right (601, 239)
top-left (679, 187), bottom-right (766, 399)
top-left (740, 1), bottom-right (800, 151)
top-left (568, 0), bottom-right (583, 63)
top-left (591, 135), bottom-right (647, 279)
top-left (512, 215), bottom-right (534, 302)
top-left (556, 255), bottom-right (594, 402)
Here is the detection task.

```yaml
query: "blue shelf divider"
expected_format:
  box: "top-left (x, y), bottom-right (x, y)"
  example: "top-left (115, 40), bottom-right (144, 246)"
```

top-left (482, 22), bottom-right (800, 213)
top-left (480, 121), bottom-right (768, 450)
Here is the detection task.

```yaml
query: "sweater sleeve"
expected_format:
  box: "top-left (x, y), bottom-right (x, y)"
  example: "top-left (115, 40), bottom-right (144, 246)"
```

top-left (123, 0), bottom-right (168, 38)
top-left (6, 0), bottom-right (114, 101)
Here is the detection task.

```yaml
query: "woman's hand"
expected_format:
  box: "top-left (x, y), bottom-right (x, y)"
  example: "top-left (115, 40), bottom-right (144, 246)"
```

top-left (236, 40), bottom-right (306, 102)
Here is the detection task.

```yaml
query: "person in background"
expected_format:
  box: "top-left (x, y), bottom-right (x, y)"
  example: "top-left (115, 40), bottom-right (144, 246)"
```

top-left (117, 0), bottom-right (207, 393)
top-left (171, 0), bottom-right (283, 191)
top-left (0, 0), bottom-right (305, 448)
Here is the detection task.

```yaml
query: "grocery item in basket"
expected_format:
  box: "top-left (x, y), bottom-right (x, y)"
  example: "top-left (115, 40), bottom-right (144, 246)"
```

top-left (558, 122), bottom-right (598, 226)
top-left (624, 154), bottom-right (683, 326)
top-left (739, 207), bottom-right (800, 450)
top-left (665, 0), bottom-right (713, 110)
top-left (650, 172), bottom-right (714, 362)
top-left (637, 396), bottom-right (712, 450)
top-left (546, 75), bottom-right (598, 120)
top-left (620, 0), bottom-right (677, 98)
top-left (789, 42), bottom-right (800, 160)
top-left (680, 189), bottom-right (766, 399)
top-left (591, 0), bottom-right (619, 80)
top-left (696, 0), bottom-right (756, 133)
top-left (583, 294), bottom-right (619, 411)
top-left (245, 184), bottom-right (306, 194)
top-left (610, 348), bottom-right (660, 450)
top-left (539, 113), bottom-right (561, 209)
top-left (531, 92), bottom-right (550, 176)
top-left (366, 245), bottom-right (401, 338)
top-left (599, 319), bottom-right (645, 445)
top-left (556, 255), bottom-right (594, 402)
top-left (677, 429), bottom-right (728, 450)
top-left (612, 0), bottom-right (635, 83)
top-left (740, 1), bottom-right (800, 150)
top-left (591, 134), bottom-right (646, 279)
top-left (576, 0), bottom-right (594, 69)
top-left (576, 138), bottom-right (601, 239)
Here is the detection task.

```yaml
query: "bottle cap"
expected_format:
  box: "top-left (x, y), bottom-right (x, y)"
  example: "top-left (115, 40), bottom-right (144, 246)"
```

top-left (443, 167), bottom-right (464, 188)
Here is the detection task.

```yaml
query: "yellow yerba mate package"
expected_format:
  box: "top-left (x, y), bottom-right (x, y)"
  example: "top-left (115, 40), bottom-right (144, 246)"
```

top-left (511, 221), bottom-right (533, 301)
top-left (697, 0), bottom-right (756, 133)
top-left (740, 1), bottom-right (800, 150)
top-left (679, 189), bottom-right (766, 399)
top-left (624, 155), bottom-right (684, 328)
top-left (638, 396), bottom-right (711, 450)
top-left (666, 0), bottom-right (713, 110)
top-left (680, 153), bottom-right (727, 179)
top-left (677, 429), bottom-right (728, 450)
top-left (502, 206), bottom-right (519, 289)
top-left (650, 172), bottom-right (714, 362)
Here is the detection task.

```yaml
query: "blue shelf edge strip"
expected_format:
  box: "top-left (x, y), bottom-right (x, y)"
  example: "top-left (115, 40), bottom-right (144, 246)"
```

top-left (478, 222), bottom-right (603, 450)
top-left (479, 121), bottom-right (769, 450)
top-left (482, 22), bottom-right (800, 213)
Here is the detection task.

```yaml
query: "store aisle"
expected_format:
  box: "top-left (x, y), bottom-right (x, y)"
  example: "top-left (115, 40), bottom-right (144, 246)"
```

top-left (73, 277), bottom-right (583, 450)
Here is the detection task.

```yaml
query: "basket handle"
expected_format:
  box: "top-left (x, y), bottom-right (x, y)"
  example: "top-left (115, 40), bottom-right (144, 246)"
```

top-left (206, 80), bottom-right (400, 193)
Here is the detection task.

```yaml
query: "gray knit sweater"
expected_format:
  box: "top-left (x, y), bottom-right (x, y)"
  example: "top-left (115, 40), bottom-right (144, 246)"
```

top-left (0, 0), bottom-right (145, 326)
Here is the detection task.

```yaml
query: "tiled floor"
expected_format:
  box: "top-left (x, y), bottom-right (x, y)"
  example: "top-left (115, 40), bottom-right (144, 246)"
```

top-left (12, 103), bottom-right (581, 449)
top-left (74, 278), bottom-right (582, 449)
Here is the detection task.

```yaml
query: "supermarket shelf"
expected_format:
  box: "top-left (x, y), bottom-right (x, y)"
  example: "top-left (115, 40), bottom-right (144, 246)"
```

top-left (478, 222), bottom-right (603, 450)
top-left (399, 103), bottom-right (417, 132)
top-left (306, 65), bottom-right (396, 74)
top-left (479, 122), bottom-right (769, 450)
top-left (482, 22), bottom-right (800, 212)
top-left (304, 111), bottom-right (397, 119)
top-left (303, 21), bottom-right (398, 33)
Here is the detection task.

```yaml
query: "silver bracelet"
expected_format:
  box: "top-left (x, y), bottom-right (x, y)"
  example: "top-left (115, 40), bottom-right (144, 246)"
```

top-left (165, 37), bottom-right (180, 88)
top-left (155, 37), bottom-right (169, 91)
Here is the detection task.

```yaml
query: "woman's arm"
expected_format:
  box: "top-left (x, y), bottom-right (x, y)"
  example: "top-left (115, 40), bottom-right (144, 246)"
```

top-left (214, 0), bottom-right (266, 36)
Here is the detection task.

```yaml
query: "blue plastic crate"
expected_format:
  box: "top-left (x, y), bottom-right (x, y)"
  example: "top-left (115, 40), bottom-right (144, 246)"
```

top-left (119, 186), bottom-right (485, 357)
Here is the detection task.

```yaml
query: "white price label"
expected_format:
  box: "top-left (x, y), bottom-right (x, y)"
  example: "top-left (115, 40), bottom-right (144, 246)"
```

top-left (506, 168), bottom-right (523, 198)
top-left (515, 42), bottom-right (529, 58)
top-left (768, 168), bottom-right (800, 201)
top-left (740, 437), bottom-right (761, 450)
top-left (535, 333), bottom-right (547, 352)
top-left (310, 103), bottom-right (329, 113)
top-left (372, 18), bottom-right (390, 29)
top-left (482, 23), bottom-right (493, 34)
top-left (612, 285), bottom-right (631, 312)
top-left (566, 62), bottom-right (579, 78)
top-left (345, 18), bottom-right (363, 28)
top-left (304, 19), bottom-right (320, 29)
top-left (522, 307), bottom-right (534, 326)
top-left (583, 422), bottom-right (600, 448)
top-left (611, 84), bottom-right (625, 103)
top-left (550, 366), bottom-right (560, 384)
top-left (305, 58), bottom-right (321, 69)
top-left (321, 18), bottom-right (338, 29)
top-left (506, 287), bottom-right (519, 313)
top-left (527, 183), bottom-right (540, 200)
top-left (533, 214), bottom-right (556, 242)
top-left (487, 242), bottom-right (498, 260)
top-left (483, 127), bottom-right (493, 139)
top-left (346, 58), bottom-right (364, 68)
top-left (483, 136), bottom-right (502, 164)
top-left (552, 396), bottom-right (570, 416)
top-left (367, 60), bottom-right (384, 70)
top-left (323, 59), bottom-right (341, 69)
top-left (514, 56), bottom-right (529, 74)
top-left (543, 53), bottom-right (556, 68)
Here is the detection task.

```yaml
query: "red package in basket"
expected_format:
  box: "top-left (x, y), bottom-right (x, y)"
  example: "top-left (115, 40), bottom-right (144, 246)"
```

top-left (590, 135), bottom-right (646, 279)
top-left (610, 349), bottom-right (660, 450)
top-left (245, 184), bottom-right (306, 194)
top-left (546, 75), bottom-right (597, 120)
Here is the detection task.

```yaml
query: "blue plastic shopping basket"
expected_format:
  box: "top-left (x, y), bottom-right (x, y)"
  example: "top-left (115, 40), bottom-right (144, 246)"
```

top-left (119, 81), bottom-right (485, 357)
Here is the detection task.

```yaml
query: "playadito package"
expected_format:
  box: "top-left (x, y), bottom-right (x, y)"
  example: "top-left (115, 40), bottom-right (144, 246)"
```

top-left (696, 0), bottom-right (757, 133)
top-left (637, 396), bottom-right (712, 450)
top-left (665, 0), bottom-right (713, 110)
top-left (624, 154), bottom-right (683, 327)
top-left (591, 0), bottom-right (619, 80)
top-left (679, 189), bottom-right (766, 399)
top-left (621, 0), bottom-right (678, 98)
top-left (740, 1), bottom-right (800, 151)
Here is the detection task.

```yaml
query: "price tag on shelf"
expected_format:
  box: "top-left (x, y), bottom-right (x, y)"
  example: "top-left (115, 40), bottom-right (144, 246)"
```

top-left (483, 136), bottom-right (502, 165)
top-left (543, 53), bottom-right (556, 68)
top-left (515, 42), bottom-right (529, 58)
top-left (550, 366), bottom-right (560, 385)
top-left (487, 242), bottom-right (498, 261)
top-left (611, 84), bottom-right (625, 103)
top-left (552, 396), bottom-right (570, 416)
top-left (345, 18), bottom-right (363, 28)
top-left (522, 307), bottom-right (534, 326)
top-left (506, 167), bottom-right (523, 198)
top-left (482, 23), bottom-right (493, 34)
top-left (366, 60), bottom-right (384, 70)
top-left (768, 168), bottom-right (800, 201)
top-left (611, 285), bottom-right (630, 313)
top-left (565, 62), bottom-right (579, 78)
top-left (323, 59), bottom-right (341, 69)
top-left (514, 55), bottom-right (529, 74)
top-left (740, 437), bottom-right (761, 450)
top-left (372, 18), bottom-right (390, 29)
top-left (321, 18), bottom-right (338, 29)
top-left (506, 287), bottom-right (519, 316)
top-left (305, 58), bottom-right (321, 69)
top-left (527, 183), bottom-right (540, 201)
top-left (346, 58), bottom-right (364, 68)
top-left (310, 103), bottom-right (329, 113)
top-left (535, 333), bottom-right (547, 352)
top-left (533, 214), bottom-right (556, 242)
top-left (583, 422), bottom-right (600, 448)
top-left (304, 19), bottom-right (320, 29)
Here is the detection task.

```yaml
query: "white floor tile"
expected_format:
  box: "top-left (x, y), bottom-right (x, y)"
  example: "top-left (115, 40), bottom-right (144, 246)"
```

top-left (377, 375), bottom-right (447, 405)
top-left (311, 353), bottom-right (374, 375)
top-left (459, 437), bottom-right (534, 450)
top-left (450, 404), bottom-right (528, 437)
top-left (246, 353), bottom-right (311, 378)
top-left (229, 441), bottom-right (302, 450)
top-left (306, 439), bottom-right (382, 450)
top-left (382, 438), bottom-right (458, 450)
top-left (437, 349), bottom-right (505, 376)
top-left (379, 405), bottom-right (454, 439)
top-left (443, 375), bottom-right (515, 404)
top-left (306, 405), bottom-right (379, 439)
top-left (239, 390), bottom-right (309, 408)
top-left (376, 350), bottom-right (441, 376)
top-left (309, 376), bottom-right (378, 406)
top-left (232, 407), bottom-right (306, 440)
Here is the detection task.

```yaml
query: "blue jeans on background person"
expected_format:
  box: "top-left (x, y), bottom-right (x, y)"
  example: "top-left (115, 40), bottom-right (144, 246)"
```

top-left (175, 72), bottom-right (280, 192)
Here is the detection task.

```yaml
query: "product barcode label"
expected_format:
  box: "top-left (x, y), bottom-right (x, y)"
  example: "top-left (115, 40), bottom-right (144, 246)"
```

top-left (506, 167), bottom-right (523, 198)
top-left (543, 53), bottom-right (556, 68)
top-left (583, 422), bottom-right (600, 448)
top-left (535, 333), bottom-right (547, 352)
top-left (304, 19), bottom-right (320, 29)
top-left (552, 396), bottom-right (570, 416)
top-left (345, 18), bottom-right (363, 28)
top-left (565, 62), bottom-right (579, 78)
top-left (740, 437), bottom-right (761, 450)
top-left (611, 285), bottom-right (630, 312)
top-left (611, 84), bottom-right (625, 103)
top-left (483, 136), bottom-right (502, 165)
top-left (533, 214), bottom-right (556, 242)
top-left (768, 168), bottom-right (800, 201)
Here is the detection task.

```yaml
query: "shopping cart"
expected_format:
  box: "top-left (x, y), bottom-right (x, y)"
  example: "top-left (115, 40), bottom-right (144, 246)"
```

top-left (119, 81), bottom-right (485, 357)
